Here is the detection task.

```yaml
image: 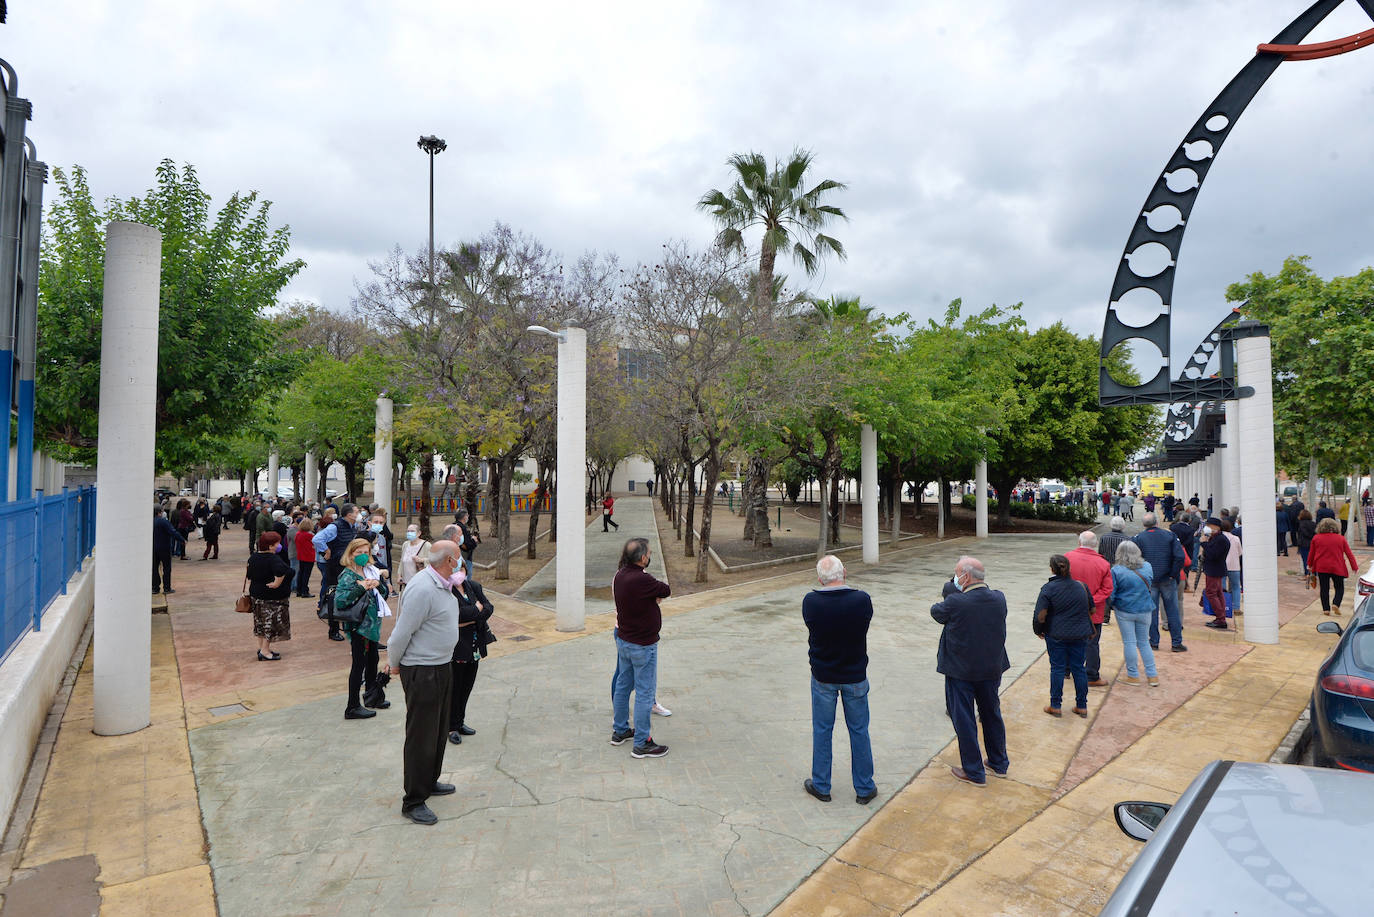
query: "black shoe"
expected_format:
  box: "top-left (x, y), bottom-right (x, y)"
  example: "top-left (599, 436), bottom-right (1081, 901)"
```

top-left (363, 687), bottom-right (389, 709)
top-left (457, 724), bottom-right (476, 736)
top-left (1205, 620), bottom-right (1228, 629)
top-left (344, 707), bottom-right (376, 720)
top-left (803, 779), bottom-right (831, 802)
top-left (1171, 644), bottom-right (1188, 652)
top-left (610, 728), bottom-right (635, 746)
top-left (431, 782), bottom-right (456, 796)
top-left (448, 731), bottom-right (463, 744)
top-left (402, 804), bottom-right (438, 826)
top-left (856, 789), bottom-right (878, 805)
top-left (164, 589), bottom-right (175, 594)
top-left (328, 632), bottom-right (346, 642)
top-left (631, 740), bottom-right (668, 758)
top-left (256, 651), bottom-right (281, 661)
top-left (152, 589), bottom-right (160, 595)
top-left (1150, 644), bottom-right (1160, 651)
top-left (365, 698), bottom-right (391, 709)
top-left (299, 592), bottom-right (314, 598)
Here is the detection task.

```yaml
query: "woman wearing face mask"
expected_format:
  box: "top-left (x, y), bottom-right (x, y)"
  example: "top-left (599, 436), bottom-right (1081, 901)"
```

top-left (367, 513), bottom-right (391, 572)
top-left (398, 524), bottom-right (430, 593)
top-left (245, 532), bottom-right (293, 660)
top-left (449, 567), bottom-right (495, 744)
top-left (336, 538), bottom-right (392, 719)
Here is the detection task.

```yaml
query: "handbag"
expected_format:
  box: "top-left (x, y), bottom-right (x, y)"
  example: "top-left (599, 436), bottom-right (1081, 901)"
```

top-left (235, 574), bottom-right (252, 613)
top-left (331, 588), bottom-right (371, 627)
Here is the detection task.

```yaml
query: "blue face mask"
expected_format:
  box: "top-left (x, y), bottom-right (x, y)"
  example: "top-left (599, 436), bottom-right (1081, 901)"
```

top-left (370, 523), bottom-right (383, 534)
top-left (405, 531), bottom-right (418, 541)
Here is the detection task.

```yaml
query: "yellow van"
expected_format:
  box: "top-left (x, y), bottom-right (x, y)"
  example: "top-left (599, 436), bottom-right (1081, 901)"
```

top-left (1140, 476), bottom-right (1175, 498)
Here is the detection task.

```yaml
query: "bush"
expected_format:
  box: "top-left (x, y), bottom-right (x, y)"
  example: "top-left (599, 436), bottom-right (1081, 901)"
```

top-left (960, 494), bottom-right (1097, 525)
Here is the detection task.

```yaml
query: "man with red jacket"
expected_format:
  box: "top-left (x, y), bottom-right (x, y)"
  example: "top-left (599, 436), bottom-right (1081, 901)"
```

top-left (1067, 531), bottom-right (1114, 687)
top-left (610, 537), bottom-right (671, 758)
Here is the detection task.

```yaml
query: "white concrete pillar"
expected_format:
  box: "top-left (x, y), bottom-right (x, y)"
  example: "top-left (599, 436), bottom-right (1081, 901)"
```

top-left (1236, 324), bottom-right (1278, 645)
top-left (1223, 401), bottom-right (1241, 511)
top-left (93, 222), bottom-right (161, 736)
top-left (556, 327), bottom-right (586, 632)
top-left (861, 424), bottom-right (878, 564)
top-left (374, 396), bottom-right (394, 514)
top-left (975, 458), bottom-right (989, 539)
top-left (1348, 473), bottom-right (1361, 555)
top-left (1306, 456), bottom-right (1319, 510)
top-left (1209, 453), bottom-right (1223, 514)
top-left (305, 451), bottom-right (319, 502)
top-left (267, 450), bottom-right (279, 500)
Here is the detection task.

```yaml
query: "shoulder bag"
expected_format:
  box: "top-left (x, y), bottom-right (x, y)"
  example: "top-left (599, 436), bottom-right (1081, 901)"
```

top-left (235, 566), bottom-right (252, 613)
top-left (331, 582), bottom-right (371, 626)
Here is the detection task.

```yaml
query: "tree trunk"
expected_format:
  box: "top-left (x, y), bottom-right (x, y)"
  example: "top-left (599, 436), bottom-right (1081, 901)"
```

top-left (748, 454), bottom-right (772, 548)
top-left (992, 473), bottom-right (1015, 526)
top-left (527, 463), bottom-right (549, 559)
top-left (493, 455), bottom-right (516, 580)
top-left (419, 451), bottom-right (434, 540)
top-left (890, 466), bottom-right (903, 543)
top-left (696, 447), bottom-right (721, 583)
top-left (674, 472), bottom-right (684, 541)
top-left (756, 239), bottom-right (777, 317)
top-left (685, 461), bottom-right (698, 557)
top-left (1307, 455), bottom-right (1319, 509)
top-left (816, 463), bottom-right (829, 559)
top-left (829, 464), bottom-right (842, 545)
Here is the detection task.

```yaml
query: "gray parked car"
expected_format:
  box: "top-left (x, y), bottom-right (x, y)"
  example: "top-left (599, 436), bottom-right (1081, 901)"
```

top-left (1104, 759), bottom-right (1374, 915)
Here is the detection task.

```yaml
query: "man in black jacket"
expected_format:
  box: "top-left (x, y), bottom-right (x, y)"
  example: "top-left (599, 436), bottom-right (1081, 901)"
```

top-left (802, 555), bottom-right (877, 804)
top-left (930, 556), bottom-right (1010, 787)
top-left (610, 537), bottom-right (672, 758)
top-left (152, 508), bottom-right (186, 594)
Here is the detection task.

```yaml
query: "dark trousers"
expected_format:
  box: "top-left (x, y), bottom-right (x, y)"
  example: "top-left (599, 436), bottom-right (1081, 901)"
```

top-left (1084, 622), bottom-right (1103, 680)
top-left (1277, 533), bottom-right (1289, 555)
top-left (1204, 574), bottom-right (1227, 624)
top-left (450, 659), bottom-right (479, 729)
top-left (347, 635), bottom-right (379, 709)
top-left (296, 560), bottom-right (314, 595)
top-left (603, 513), bottom-right (618, 532)
top-left (1318, 573), bottom-right (1346, 612)
top-left (945, 676), bottom-right (1007, 783)
top-left (400, 663), bottom-right (453, 812)
top-left (152, 550), bottom-right (173, 591)
top-left (320, 561), bottom-right (341, 634)
top-left (201, 537), bottom-right (219, 559)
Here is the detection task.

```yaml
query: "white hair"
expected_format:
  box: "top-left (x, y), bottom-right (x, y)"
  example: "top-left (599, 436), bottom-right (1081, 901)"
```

top-left (428, 541), bottom-right (459, 566)
top-left (816, 555), bottom-right (845, 585)
top-left (1110, 515), bottom-right (1125, 531)
top-left (1078, 531), bottom-right (1099, 549)
top-left (441, 524), bottom-right (461, 542)
top-left (955, 556), bottom-right (986, 582)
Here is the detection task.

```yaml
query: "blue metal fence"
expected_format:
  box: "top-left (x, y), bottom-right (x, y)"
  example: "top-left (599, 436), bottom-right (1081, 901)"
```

top-left (0, 486), bottom-right (96, 667)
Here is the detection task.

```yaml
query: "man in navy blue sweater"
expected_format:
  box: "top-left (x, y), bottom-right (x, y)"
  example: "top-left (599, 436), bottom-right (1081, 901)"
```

top-left (152, 507), bottom-right (186, 594)
top-left (1132, 513), bottom-right (1187, 653)
top-left (930, 555), bottom-right (1010, 786)
top-left (802, 555), bottom-right (876, 805)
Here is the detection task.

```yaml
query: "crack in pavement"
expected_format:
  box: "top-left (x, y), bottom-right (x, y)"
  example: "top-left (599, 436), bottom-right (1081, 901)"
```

top-left (491, 682), bottom-right (540, 805)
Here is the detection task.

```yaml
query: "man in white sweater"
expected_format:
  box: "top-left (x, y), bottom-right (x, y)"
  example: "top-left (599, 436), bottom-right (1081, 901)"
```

top-left (387, 540), bottom-right (462, 825)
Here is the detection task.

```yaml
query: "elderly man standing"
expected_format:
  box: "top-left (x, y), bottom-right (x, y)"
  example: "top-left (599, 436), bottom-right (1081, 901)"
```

top-left (611, 537), bottom-right (672, 759)
top-left (930, 556), bottom-right (1010, 787)
top-left (1097, 517), bottom-right (1127, 565)
top-left (386, 540), bottom-right (462, 826)
top-left (1067, 531), bottom-right (1114, 688)
top-left (802, 556), bottom-right (877, 804)
top-left (1133, 512), bottom-right (1187, 653)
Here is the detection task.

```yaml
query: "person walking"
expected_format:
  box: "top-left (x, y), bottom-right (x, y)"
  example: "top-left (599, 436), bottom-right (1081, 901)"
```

top-left (336, 538), bottom-right (391, 719)
top-left (294, 517), bottom-right (317, 597)
top-left (1066, 532), bottom-right (1114, 688)
top-left (602, 493), bottom-right (619, 532)
top-left (1118, 491), bottom-right (1135, 522)
top-left (1363, 500), bottom-right (1374, 547)
top-left (1295, 509), bottom-right (1317, 578)
top-left (610, 537), bottom-right (671, 758)
top-left (152, 507), bottom-right (185, 595)
top-left (1308, 518), bottom-right (1360, 616)
top-left (200, 506), bottom-right (222, 560)
top-left (802, 555), bottom-right (877, 802)
top-left (1338, 500), bottom-right (1350, 537)
top-left (1109, 542), bottom-right (1158, 687)
top-left (930, 555), bottom-right (1009, 787)
top-left (1133, 513), bottom-right (1187, 653)
top-left (246, 532), bottom-right (292, 661)
top-left (448, 570), bottom-right (494, 745)
top-left (1034, 554), bottom-right (1095, 718)
top-left (174, 500), bottom-right (195, 558)
top-left (385, 541), bottom-right (463, 826)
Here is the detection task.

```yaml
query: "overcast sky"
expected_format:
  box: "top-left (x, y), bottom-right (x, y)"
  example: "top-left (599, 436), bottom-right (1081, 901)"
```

top-left (7, 0), bottom-right (1374, 381)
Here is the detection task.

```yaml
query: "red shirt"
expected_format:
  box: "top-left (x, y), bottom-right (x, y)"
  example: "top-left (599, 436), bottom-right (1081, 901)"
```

top-left (1307, 533), bottom-right (1357, 577)
top-left (1067, 546), bottom-right (1113, 624)
top-left (295, 530), bottom-right (316, 563)
top-left (602, 496), bottom-right (615, 514)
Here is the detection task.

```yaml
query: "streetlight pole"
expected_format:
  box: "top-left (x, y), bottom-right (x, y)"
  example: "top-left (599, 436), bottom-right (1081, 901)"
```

top-left (528, 324), bottom-right (586, 632)
top-left (416, 134), bottom-right (446, 291)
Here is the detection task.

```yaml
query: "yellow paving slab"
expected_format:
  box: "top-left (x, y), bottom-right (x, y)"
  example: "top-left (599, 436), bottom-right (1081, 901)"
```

top-left (16, 616), bottom-right (216, 914)
top-left (906, 600), bottom-right (1333, 916)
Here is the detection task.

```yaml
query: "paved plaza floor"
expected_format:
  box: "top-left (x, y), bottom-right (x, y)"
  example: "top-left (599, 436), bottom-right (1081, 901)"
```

top-left (0, 504), bottom-right (1364, 916)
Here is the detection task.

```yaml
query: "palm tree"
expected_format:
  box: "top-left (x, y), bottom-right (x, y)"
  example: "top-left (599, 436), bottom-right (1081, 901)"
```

top-left (698, 150), bottom-right (848, 316)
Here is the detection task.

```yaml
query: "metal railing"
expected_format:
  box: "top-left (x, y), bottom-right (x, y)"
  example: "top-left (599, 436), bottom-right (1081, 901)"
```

top-left (391, 493), bottom-right (550, 517)
top-left (0, 486), bottom-right (96, 667)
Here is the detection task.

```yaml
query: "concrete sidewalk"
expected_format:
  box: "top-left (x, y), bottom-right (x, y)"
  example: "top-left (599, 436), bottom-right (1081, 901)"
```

top-left (0, 524), bottom-right (1361, 916)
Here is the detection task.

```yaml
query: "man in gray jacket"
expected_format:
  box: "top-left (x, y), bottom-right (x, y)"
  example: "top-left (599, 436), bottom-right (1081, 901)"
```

top-left (387, 540), bottom-right (462, 825)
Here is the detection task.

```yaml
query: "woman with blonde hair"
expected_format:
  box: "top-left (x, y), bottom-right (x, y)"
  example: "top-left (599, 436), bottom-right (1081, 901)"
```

top-left (1109, 541), bottom-right (1158, 687)
top-left (336, 537), bottom-right (391, 718)
top-left (1308, 517), bottom-right (1359, 615)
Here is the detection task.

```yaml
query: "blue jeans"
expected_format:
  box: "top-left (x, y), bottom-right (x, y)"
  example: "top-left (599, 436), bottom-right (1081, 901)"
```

top-left (1148, 580), bottom-right (1183, 649)
top-left (946, 677), bottom-right (1007, 783)
top-left (611, 636), bottom-right (657, 747)
top-left (810, 677), bottom-right (875, 796)
top-left (1366, 524), bottom-right (1373, 547)
top-left (1045, 637), bottom-right (1088, 710)
top-left (1225, 570), bottom-right (1242, 607)
top-left (1115, 610), bottom-right (1157, 678)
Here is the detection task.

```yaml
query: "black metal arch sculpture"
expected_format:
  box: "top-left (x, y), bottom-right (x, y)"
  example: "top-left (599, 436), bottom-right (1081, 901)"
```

top-left (1099, 0), bottom-right (1373, 406)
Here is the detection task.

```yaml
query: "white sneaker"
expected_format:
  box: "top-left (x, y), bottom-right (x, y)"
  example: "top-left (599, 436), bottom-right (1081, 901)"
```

top-left (651, 703), bottom-right (672, 717)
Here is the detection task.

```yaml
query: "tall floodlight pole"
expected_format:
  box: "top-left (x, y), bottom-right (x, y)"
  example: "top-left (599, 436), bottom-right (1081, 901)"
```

top-left (417, 135), bottom-right (446, 292)
top-left (528, 324), bottom-right (586, 632)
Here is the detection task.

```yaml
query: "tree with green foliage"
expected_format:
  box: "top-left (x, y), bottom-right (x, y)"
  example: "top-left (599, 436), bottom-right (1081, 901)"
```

top-left (272, 353), bottom-right (389, 499)
top-left (1226, 256), bottom-right (1374, 484)
top-left (986, 323), bottom-right (1158, 525)
top-left (698, 149), bottom-right (848, 548)
top-left (36, 161), bottom-right (304, 471)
